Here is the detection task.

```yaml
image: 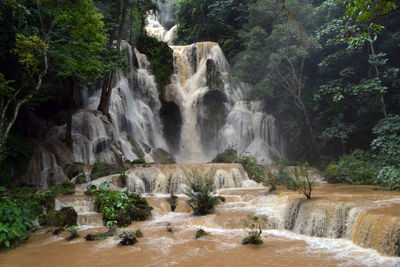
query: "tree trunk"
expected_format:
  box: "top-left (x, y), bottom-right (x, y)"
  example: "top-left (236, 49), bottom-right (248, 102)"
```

top-left (97, 0), bottom-right (128, 116)
top-left (64, 79), bottom-right (75, 146)
top-left (368, 40), bottom-right (387, 118)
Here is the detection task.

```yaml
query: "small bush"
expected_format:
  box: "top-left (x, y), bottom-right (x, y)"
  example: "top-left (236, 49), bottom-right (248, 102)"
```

top-left (93, 188), bottom-right (152, 227)
top-left (184, 171), bottom-right (223, 216)
top-left (212, 149), bottom-right (238, 163)
top-left (167, 193), bottom-right (178, 212)
top-left (91, 163), bottom-right (123, 180)
top-left (132, 158), bottom-right (146, 164)
top-left (195, 229), bottom-right (209, 239)
top-left (242, 215), bottom-right (268, 245)
top-left (285, 165), bottom-right (314, 199)
top-left (66, 225), bottom-right (79, 241)
top-left (211, 149), bottom-right (268, 184)
top-left (40, 207), bottom-right (77, 227)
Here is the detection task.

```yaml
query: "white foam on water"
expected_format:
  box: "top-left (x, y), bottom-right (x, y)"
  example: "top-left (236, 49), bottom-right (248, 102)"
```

top-left (267, 229), bottom-right (400, 267)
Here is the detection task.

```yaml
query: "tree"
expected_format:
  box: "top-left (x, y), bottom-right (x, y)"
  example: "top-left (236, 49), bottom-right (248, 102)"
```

top-left (97, 0), bottom-right (158, 116)
top-left (0, 1), bottom-right (50, 166)
top-left (342, 0), bottom-right (400, 46)
top-left (242, 215), bottom-right (269, 245)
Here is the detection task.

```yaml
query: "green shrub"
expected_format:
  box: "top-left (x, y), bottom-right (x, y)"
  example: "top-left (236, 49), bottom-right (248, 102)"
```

top-left (371, 115), bottom-right (400, 167)
top-left (92, 188), bottom-right (152, 227)
top-left (242, 215), bottom-right (268, 245)
top-left (212, 149), bottom-right (238, 163)
top-left (184, 171), bottom-right (223, 216)
top-left (91, 163), bottom-right (123, 180)
top-left (40, 207), bottom-right (77, 227)
top-left (167, 193), bottom-right (178, 212)
top-left (132, 158), bottom-right (146, 164)
top-left (376, 166), bottom-right (400, 191)
top-left (324, 150), bottom-right (378, 184)
top-left (212, 149), bottom-right (267, 184)
top-left (54, 181), bottom-right (75, 195)
top-left (195, 228), bottom-right (209, 239)
top-left (285, 165), bottom-right (314, 199)
top-left (66, 225), bottom-right (79, 241)
top-left (0, 193), bottom-right (33, 248)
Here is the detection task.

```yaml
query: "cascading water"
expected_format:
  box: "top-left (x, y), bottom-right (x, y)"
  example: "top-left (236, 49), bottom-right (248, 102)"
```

top-left (147, 16), bottom-right (283, 163)
top-left (22, 41), bottom-right (170, 187)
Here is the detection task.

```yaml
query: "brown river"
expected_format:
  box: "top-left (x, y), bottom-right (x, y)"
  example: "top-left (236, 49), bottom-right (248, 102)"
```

top-left (1, 184), bottom-right (400, 267)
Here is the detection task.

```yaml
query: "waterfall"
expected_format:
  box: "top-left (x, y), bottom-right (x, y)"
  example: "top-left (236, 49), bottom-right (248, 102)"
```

top-left (147, 17), bottom-right (283, 163)
top-left (22, 6), bottom-right (282, 187)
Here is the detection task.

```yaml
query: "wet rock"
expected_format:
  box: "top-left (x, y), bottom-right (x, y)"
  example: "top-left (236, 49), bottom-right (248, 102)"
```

top-left (151, 148), bottom-right (176, 164)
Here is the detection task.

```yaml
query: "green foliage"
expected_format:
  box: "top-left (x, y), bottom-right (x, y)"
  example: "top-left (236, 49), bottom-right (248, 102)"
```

top-left (242, 215), bottom-right (268, 245)
top-left (371, 115), bottom-right (400, 167)
top-left (167, 193), bottom-right (178, 212)
top-left (12, 34), bottom-right (47, 73)
top-left (195, 228), bottom-right (209, 239)
top-left (0, 134), bottom-right (33, 185)
top-left (285, 164), bottom-right (314, 199)
top-left (132, 158), bottom-right (146, 164)
top-left (0, 194), bottom-right (33, 248)
top-left (136, 35), bottom-right (173, 98)
top-left (90, 163), bottom-right (124, 180)
top-left (376, 166), bottom-right (400, 191)
top-left (211, 148), bottom-right (238, 163)
top-left (65, 225), bottom-right (79, 241)
top-left (184, 171), bottom-right (222, 215)
top-left (325, 150), bottom-right (378, 184)
top-left (212, 149), bottom-right (267, 184)
top-left (92, 187), bottom-right (152, 227)
top-left (342, 0), bottom-right (399, 46)
top-left (40, 207), bottom-right (78, 227)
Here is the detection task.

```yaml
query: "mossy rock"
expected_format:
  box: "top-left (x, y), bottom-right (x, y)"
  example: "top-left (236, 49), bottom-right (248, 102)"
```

top-left (212, 149), bottom-right (238, 163)
top-left (151, 148), bottom-right (175, 164)
top-left (127, 135), bottom-right (145, 158)
top-left (64, 163), bottom-right (87, 179)
top-left (90, 163), bottom-right (124, 180)
top-left (40, 207), bottom-right (77, 227)
top-left (242, 235), bottom-right (263, 245)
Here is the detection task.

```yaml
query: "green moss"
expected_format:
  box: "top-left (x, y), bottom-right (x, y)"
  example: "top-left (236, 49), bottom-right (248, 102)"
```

top-left (195, 229), bottom-right (209, 239)
top-left (91, 163), bottom-right (123, 180)
top-left (242, 236), bottom-right (263, 245)
top-left (41, 207), bottom-right (77, 227)
top-left (136, 35), bottom-right (174, 99)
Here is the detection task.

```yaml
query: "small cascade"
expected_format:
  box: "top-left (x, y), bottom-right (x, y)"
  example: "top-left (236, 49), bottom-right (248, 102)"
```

top-left (77, 163), bottom-right (258, 195)
top-left (351, 206), bottom-right (400, 256)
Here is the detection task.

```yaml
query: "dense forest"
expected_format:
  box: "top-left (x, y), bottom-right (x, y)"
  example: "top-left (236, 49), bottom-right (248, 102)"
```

top-left (0, 0), bottom-right (400, 256)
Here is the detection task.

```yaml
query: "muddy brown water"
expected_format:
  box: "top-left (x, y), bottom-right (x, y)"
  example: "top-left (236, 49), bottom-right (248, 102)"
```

top-left (1, 184), bottom-right (400, 267)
